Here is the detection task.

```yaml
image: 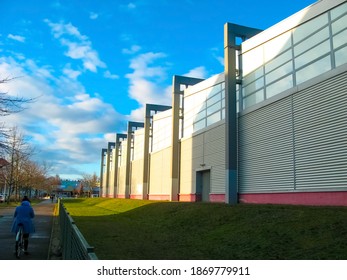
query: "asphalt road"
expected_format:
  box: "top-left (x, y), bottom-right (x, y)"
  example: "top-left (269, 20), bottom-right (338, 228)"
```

top-left (0, 199), bottom-right (55, 260)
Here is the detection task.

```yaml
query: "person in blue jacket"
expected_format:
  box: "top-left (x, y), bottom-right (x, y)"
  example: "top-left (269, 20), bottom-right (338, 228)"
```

top-left (11, 199), bottom-right (35, 254)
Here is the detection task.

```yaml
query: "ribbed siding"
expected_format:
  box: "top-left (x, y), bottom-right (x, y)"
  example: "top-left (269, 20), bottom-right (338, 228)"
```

top-left (239, 97), bottom-right (295, 192)
top-left (180, 123), bottom-right (226, 194)
top-left (293, 71), bottom-right (347, 190)
top-left (205, 124), bottom-right (226, 193)
top-left (239, 70), bottom-right (347, 193)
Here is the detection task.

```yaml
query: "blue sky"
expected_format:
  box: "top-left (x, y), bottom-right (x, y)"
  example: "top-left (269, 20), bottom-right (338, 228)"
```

top-left (0, 0), bottom-right (315, 179)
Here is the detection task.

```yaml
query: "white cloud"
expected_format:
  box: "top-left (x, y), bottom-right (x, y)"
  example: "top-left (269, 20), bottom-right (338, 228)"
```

top-left (119, 2), bottom-right (137, 12)
top-left (104, 70), bottom-right (119, 79)
top-left (211, 47), bottom-right (224, 66)
top-left (127, 52), bottom-right (167, 80)
top-left (44, 19), bottom-right (86, 40)
top-left (183, 66), bottom-right (208, 79)
top-left (122, 45), bottom-right (141, 54)
top-left (124, 53), bottom-right (210, 121)
top-left (0, 56), bottom-right (124, 177)
top-left (127, 3), bottom-right (136, 9)
top-left (89, 12), bottom-right (99, 20)
top-left (44, 19), bottom-right (106, 73)
top-left (215, 56), bottom-right (224, 66)
top-left (126, 52), bottom-right (171, 106)
top-left (8, 34), bottom-right (25, 43)
top-left (126, 57), bottom-right (208, 121)
top-left (25, 59), bottom-right (54, 80)
top-left (128, 107), bottom-right (145, 122)
top-left (63, 64), bottom-right (81, 79)
top-left (124, 52), bottom-right (173, 121)
top-left (104, 133), bottom-right (117, 142)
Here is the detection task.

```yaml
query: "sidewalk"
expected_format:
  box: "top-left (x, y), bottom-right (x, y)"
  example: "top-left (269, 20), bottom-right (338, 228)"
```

top-left (0, 199), bottom-right (62, 260)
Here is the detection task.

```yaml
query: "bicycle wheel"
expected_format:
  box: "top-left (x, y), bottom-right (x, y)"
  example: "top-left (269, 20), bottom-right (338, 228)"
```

top-left (15, 225), bottom-right (24, 259)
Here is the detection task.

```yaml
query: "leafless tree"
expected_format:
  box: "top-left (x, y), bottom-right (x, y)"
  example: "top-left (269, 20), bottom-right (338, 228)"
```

top-left (45, 174), bottom-right (61, 195)
top-left (0, 77), bottom-right (34, 151)
top-left (2, 127), bottom-right (33, 202)
top-left (20, 159), bottom-right (49, 198)
top-left (0, 77), bottom-right (29, 115)
top-left (81, 172), bottom-right (99, 197)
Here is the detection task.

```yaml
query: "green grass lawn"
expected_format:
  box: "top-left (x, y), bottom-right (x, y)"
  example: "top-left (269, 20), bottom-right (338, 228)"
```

top-left (61, 198), bottom-right (347, 260)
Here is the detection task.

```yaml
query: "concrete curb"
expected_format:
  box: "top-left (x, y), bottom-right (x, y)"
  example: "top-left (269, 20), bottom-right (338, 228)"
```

top-left (48, 204), bottom-right (62, 260)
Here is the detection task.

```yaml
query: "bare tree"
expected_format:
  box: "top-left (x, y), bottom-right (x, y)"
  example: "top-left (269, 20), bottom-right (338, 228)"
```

top-left (2, 127), bottom-right (33, 202)
top-left (45, 174), bottom-right (61, 195)
top-left (81, 172), bottom-right (99, 197)
top-left (0, 77), bottom-right (34, 151)
top-left (20, 159), bottom-right (48, 198)
top-left (0, 77), bottom-right (29, 115)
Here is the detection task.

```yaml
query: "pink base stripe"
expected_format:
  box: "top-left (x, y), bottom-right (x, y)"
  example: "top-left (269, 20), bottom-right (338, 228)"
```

top-left (239, 192), bottom-right (347, 206)
top-left (130, 194), bottom-right (143, 199)
top-left (109, 191), bottom-right (347, 206)
top-left (148, 194), bottom-right (170, 201)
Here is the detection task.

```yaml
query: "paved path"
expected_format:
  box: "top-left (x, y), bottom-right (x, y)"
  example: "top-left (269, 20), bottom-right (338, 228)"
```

top-left (0, 200), bottom-right (56, 260)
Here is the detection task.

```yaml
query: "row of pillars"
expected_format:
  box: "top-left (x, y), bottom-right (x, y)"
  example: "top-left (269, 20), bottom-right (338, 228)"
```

top-left (100, 23), bottom-right (262, 204)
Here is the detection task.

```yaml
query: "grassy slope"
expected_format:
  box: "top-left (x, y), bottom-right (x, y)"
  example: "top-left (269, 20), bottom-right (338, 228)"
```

top-left (62, 198), bottom-right (347, 260)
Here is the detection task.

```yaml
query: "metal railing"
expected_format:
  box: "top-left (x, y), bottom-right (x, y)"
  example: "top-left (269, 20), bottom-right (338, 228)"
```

top-left (58, 199), bottom-right (98, 260)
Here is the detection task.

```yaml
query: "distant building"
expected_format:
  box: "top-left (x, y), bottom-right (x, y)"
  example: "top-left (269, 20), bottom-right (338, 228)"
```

top-left (101, 0), bottom-right (347, 206)
top-left (55, 179), bottom-right (81, 197)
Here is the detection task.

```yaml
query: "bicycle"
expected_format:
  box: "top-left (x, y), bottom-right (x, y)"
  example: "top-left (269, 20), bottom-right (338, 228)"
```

top-left (15, 223), bottom-right (25, 259)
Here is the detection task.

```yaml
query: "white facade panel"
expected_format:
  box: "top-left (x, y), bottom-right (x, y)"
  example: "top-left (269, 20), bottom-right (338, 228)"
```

top-left (133, 128), bottom-right (144, 161)
top-left (180, 137), bottom-right (195, 194)
top-left (130, 159), bottom-right (144, 196)
top-left (241, 1), bottom-right (347, 111)
top-left (117, 166), bottom-right (127, 196)
top-left (152, 109), bottom-right (172, 153)
top-left (242, 0), bottom-right (346, 52)
top-left (183, 74), bottom-right (225, 137)
top-left (149, 147), bottom-right (171, 195)
top-left (107, 148), bottom-right (116, 197)
top-left (120, 139), bottom-right (127, 166)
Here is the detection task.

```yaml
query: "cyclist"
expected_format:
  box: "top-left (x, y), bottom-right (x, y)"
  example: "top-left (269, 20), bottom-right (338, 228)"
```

top-left (11, 199), bottom-right (35, 255)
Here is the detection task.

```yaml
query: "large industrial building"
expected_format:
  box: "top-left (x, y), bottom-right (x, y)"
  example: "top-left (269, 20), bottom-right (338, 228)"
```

top-left (100, 0), bottom-right (347, 206)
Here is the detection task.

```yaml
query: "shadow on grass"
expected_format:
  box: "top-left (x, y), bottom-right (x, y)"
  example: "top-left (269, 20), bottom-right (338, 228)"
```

top-left (63, 199), bottom-right (347, 260)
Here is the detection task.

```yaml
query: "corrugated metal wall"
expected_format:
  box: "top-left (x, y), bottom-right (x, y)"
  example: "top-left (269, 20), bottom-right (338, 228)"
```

top-left (294, 71), bottom-right (347, 191)
top-left (205, 123), bottom-right (226, 194)
top-left (239, 70), bottom-right (347, 193)
top-left (180, 122), bottom-right (226, 195)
